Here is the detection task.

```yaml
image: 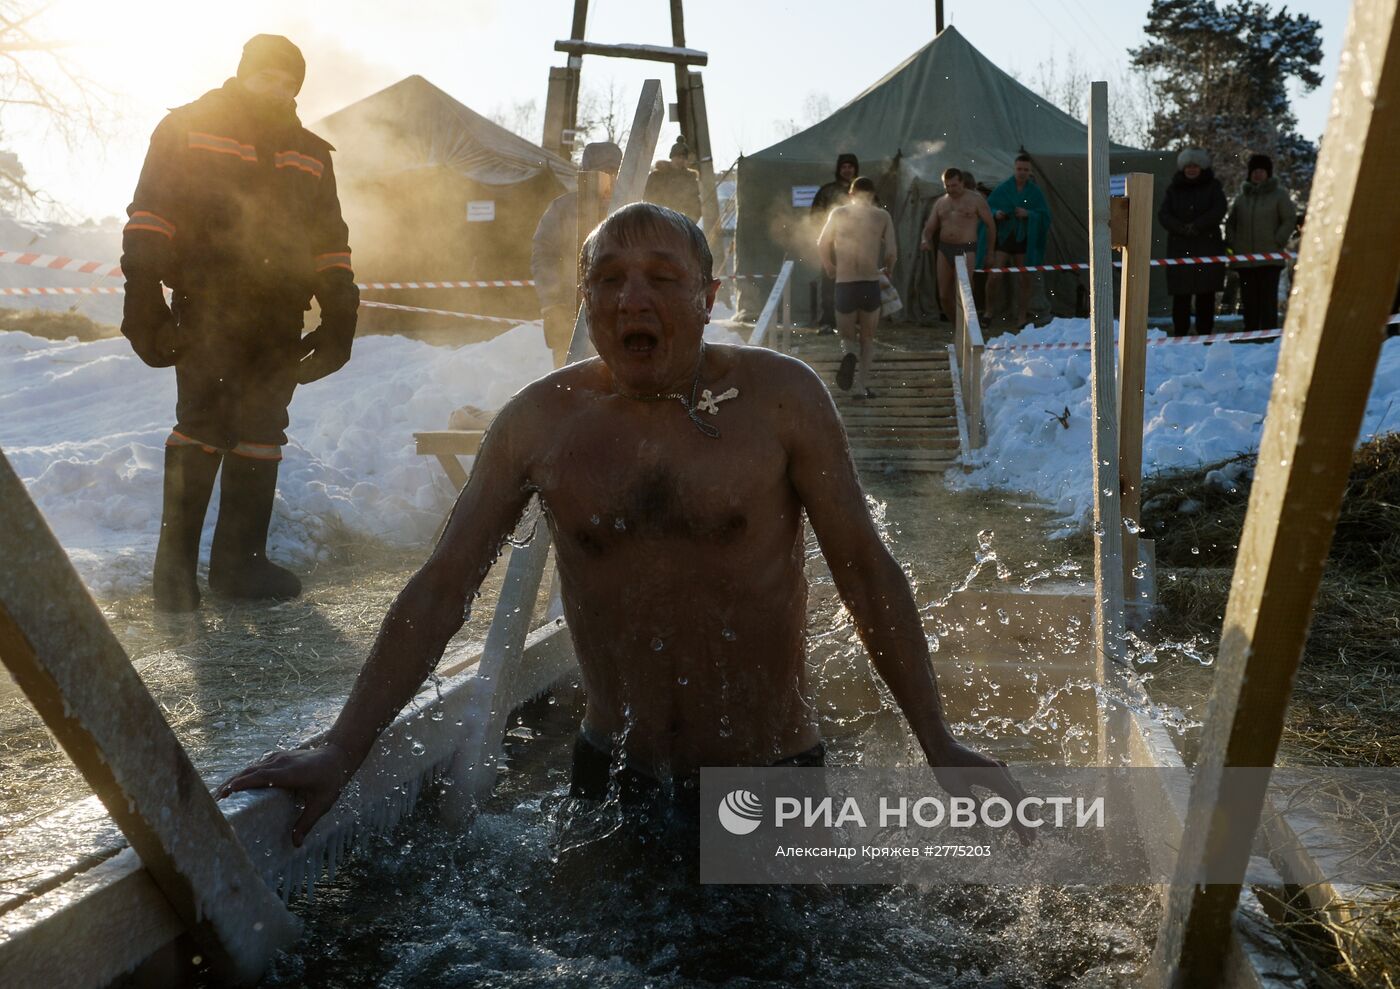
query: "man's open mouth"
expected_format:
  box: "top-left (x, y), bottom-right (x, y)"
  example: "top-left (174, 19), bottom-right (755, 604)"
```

top-left (623, 332), bottom-right (659, 353)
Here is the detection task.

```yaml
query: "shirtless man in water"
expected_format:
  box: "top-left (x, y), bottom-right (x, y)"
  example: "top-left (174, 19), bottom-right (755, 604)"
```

top-left (920, 167), bottom-right (995, 323)
top-left (221, 203), bottom-right (1020, 843)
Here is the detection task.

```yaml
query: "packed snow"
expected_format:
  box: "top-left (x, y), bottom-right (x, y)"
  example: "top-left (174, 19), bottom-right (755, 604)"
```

top-left (951, 318), bottom-right (1400, 536)
top-left (0, 320), bottom-right (749, 599)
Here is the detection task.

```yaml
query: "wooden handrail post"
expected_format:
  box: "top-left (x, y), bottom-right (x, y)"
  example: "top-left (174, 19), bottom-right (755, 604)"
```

top-left (1117, 173), bottom-right (1154, 601)
top-left (1152, 1), bottom-right (1400, 984)
top-left (441, 79), bottom-right (666, 822)
top-left (1087, 81), bottom-right (1126, 703)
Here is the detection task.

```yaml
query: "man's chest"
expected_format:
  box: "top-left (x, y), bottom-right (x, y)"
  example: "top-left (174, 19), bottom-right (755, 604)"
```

top-left (534, 416), bottom-right (790, 556)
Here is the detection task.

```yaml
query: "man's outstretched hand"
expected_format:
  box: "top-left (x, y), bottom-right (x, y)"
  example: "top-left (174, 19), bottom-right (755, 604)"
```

top-left (930, 738), bottom-right (1035, 844)
top-left (217, 743), bottom-right (356, 847)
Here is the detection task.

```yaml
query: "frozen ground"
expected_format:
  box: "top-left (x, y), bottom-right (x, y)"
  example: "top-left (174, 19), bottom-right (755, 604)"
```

top-left (0, 320), bottom-right (748, 599)
top-left (950, 318), bottom-right (1400, 536)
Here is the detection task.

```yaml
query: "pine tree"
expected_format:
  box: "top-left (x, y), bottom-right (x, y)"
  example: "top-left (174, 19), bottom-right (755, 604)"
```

top-left (1131, 0), bottom-right (1323, 196)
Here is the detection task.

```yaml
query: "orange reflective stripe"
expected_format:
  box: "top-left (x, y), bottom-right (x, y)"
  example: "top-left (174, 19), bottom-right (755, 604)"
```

top-left (166, 431), bottom-right (220, 454)
top-left (314, 251), bottom-right (353, 273)
top-left (230, 441), bottom-right (282, 461)
top-left (187, 131), bottom-right (257, 162)
top-left (125, 210), bottom-right (176, 239)
top-left (274, 150), bottom-right (324, 178)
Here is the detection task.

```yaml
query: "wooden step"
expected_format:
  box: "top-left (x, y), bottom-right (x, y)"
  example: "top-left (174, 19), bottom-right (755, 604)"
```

top-left (850, 436), bottom-right (960, 450)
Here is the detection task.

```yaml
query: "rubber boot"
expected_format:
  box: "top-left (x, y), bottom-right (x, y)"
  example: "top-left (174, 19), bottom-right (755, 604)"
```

top-left (208, 454), bottom-right (302, 601)
top-left (152, 444), bottom-right (222, 613)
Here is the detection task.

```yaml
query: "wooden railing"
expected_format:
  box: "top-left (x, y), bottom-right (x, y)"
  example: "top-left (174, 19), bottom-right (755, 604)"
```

top-left (746, 259), bottom-right (793, 350)
top-left (952, 253), bottom-right (985, 448)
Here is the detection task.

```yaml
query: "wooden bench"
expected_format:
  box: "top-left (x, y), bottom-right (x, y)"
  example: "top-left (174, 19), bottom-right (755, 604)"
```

top-left (415, 404), bottom-right (494, 490)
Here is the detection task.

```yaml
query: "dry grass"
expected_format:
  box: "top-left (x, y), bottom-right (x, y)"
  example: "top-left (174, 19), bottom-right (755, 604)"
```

top-left (0, 306), bottom-right (118, 342)
top-left (1141, 435), bottom-right (1400, 986)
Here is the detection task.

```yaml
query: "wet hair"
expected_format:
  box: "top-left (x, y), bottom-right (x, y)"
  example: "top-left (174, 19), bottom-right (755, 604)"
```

top-left (1015, 153), bottom-right (1033, 164)
top-left (579, 201), bottom-right (714, 288)
top-left (849, 176), bottom-right (876, 196)
top-left (942, 166), bottom-right (963, 185)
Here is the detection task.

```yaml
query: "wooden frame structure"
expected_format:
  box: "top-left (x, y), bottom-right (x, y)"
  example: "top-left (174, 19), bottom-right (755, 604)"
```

top-left (542, 0), bottom-right (721, 240)
top-left (951, 253), bottom-right (986, 453)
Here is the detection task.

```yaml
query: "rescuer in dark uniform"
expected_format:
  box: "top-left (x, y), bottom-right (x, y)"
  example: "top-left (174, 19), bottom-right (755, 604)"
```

top-left (121, 35), bottom-right (359, 613)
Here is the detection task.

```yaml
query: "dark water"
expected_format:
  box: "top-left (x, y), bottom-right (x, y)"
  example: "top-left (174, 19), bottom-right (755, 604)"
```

top-left (263, 692), bottom-right (1157, 989)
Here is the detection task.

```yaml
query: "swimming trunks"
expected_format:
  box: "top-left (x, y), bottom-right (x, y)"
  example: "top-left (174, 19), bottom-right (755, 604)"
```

top-left (569, 732), bottom-right (826, 804)
top-left (937, 241), bottom-right (977, 264)
top-left (834, 279), bottom-right (881, 314)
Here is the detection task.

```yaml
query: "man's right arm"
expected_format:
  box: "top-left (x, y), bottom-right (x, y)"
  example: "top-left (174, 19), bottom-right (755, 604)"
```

top-left (219, 393), bottom-right (542, 842)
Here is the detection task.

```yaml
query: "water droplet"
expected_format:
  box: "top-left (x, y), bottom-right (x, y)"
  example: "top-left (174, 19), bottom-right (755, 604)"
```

top-left (721, 627), bottom-right (737, 642)
top-left (590, 514), bottom-right (600, 525)
top-left (410, 740), bottom-right (426, 756)
top-left (650, 636), bottom-right (664, 651)
top-left (677, 675), bottom-right (689, 685)
top-left (1124, 517), bottom-right (1141, 535)
top-left (614, 517), bottom-right (627, 531)
top-left (1190, 546), bottom-right (1200, 555)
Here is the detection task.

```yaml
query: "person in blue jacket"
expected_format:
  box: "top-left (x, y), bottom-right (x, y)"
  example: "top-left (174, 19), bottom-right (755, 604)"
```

top-left (982, 154), bottom-right (1051, 329)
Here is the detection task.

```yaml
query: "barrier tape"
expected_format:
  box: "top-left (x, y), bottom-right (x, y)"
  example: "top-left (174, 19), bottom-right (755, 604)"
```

top-left (985, 315), bottom-right (1400, 351)
top-left (358, 299), bottom-right (527, 324)
top-left (0, 248), bottom-right (534, 289)
top-left (0, 250), bottom-right (123, 278)
top-left (976, 251), bottom-right (1297, 275)
top-left (0, 283), bottom-right (528, 325)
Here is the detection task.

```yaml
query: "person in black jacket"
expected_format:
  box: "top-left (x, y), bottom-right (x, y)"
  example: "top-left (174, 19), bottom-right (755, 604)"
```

top-left (1157, 148), bottom-right (1228, 337)
top-left (121, 35), bottom-right (359, 612)
top-left (809, 153), bottom-right (859, 327)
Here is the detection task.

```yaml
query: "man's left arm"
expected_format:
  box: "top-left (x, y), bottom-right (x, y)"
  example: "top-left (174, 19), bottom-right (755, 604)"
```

top-left (301, 148), bottom-right (360, 385)
top-left (779, 363), bottom-right (1025, 805)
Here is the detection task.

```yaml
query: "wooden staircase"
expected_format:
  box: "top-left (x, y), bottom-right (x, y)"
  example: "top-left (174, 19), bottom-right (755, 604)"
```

top-left (801, 348), bottom-right (962, 474)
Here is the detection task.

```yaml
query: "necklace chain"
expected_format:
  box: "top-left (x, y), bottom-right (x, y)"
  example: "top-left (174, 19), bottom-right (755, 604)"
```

top-left (613, 344), bottom-right (721, 438)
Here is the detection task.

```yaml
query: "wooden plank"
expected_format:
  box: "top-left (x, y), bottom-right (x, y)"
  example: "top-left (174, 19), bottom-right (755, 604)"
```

top-left (414, 431), bottom-right (484, 456)
top-left (0, 451), bottom-right (298, 985)
top-left (953, 255), bottom-right (985, 447)
top-left (1087, 81), bottom-right (1125, 706)
top-left (439, 81), bottom-right (667, 821)
top-left (554, 39), bottom-right (708, 66)
top-left (683, 72), bottom-right (723, 249)
top-left (0, 624), bottom-right (577, 987)
top-left (1153, 2), bottom-right (1400, 985)
top-left (748, 259), bottom-right (794, 348)
top-left (1117, 173), bottom-right (1154, 603)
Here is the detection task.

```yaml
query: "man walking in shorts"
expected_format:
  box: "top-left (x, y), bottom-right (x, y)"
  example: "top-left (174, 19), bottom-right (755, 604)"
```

top-left (920, 167), bottom-right (995, 323)
top-left (818, 176), bottom-right (896, 399)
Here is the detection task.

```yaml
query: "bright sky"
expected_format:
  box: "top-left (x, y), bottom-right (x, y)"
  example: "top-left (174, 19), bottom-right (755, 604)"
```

top-left (13, 0), bottom-right (1354, 223)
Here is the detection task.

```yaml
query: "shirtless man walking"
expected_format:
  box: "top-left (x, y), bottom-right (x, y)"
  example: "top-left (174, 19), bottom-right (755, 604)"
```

top-left (920, 167), bottom-right (995, 323)
top-left (817, 176), bottom-right (896, 399)
top-left (221, 203), bottom-right (1019, 843)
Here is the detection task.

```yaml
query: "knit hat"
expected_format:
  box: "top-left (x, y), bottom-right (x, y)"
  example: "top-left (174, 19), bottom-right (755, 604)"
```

top-left (1177, 148), bottom-right (1211, 170)
top-left (580, 141), bottom-right (623, 175)
top-left (1247, 153), bottom-right (1274, 176)
top-left (669, 138), bottom-right (690, 159)
top-left (237, 35), bottom-right (306, 94)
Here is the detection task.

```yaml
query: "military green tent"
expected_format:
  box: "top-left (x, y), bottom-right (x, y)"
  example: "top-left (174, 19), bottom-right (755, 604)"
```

top-left (735, 27), bottom-right (1176, 323)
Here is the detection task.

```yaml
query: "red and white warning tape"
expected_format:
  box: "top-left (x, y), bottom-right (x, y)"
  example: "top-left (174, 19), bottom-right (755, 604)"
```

top-left (0, 248), bottom-right (533, 289)
top-left (986, 316), bottom-right (1400, 351)
top-left (976, 251), bottom-right (1296, 274)
top-left (0, 286), bottom-right (123, 296)
top-left (358, 279), bottom-right (533, 289)
top-left (0, 283), bottom-right (528, 325)
top-left (358, 300), bottom-right (528, 324)
top-left (0, 250), bottom-right (124, 278)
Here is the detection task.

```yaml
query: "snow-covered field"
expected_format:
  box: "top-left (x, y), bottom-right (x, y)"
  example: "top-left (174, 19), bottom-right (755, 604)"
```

top-left (0, 320), bottom-right (747, 599)
top-left (951, 318), bottom-right (1400, 535)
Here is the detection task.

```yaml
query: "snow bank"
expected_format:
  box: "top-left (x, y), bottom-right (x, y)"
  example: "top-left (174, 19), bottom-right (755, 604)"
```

top-left (0, 320), bottom-right (749, 599)
top-left (951, 318), bottom-right (1400, 535)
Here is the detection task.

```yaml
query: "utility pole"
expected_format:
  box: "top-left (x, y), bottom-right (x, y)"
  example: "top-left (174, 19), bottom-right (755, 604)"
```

top-left (936, 0), bottom-right (945, 33)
